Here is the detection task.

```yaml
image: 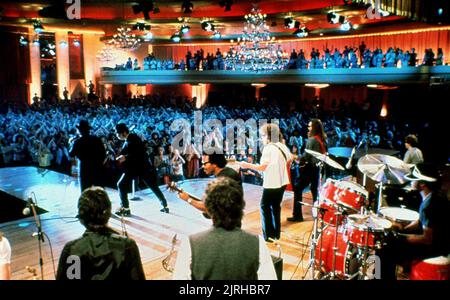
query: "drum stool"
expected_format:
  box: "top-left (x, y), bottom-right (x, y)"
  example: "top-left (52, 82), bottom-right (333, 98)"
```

top-left (409, 255), bottom-right (450, 280)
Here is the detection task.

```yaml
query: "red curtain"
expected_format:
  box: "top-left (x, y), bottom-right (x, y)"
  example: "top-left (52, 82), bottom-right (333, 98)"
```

top-left (69, 34), bottom-right (85, 79)
top-left (153, 29), bottom-right (450, 65)
top-left (0, 26), bottom-right (31, 104)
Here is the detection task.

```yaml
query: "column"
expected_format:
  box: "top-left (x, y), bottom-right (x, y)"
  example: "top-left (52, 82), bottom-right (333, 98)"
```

top-left (55, 32), bottom-right (70, 100)
top-left (83, 33), bottom-right (104, 94)
top-left (29, 28), bottom-right (41, 104)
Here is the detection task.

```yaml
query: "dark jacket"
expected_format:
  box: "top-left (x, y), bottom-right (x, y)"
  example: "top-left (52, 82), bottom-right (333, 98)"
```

top-left (69, 134), bottom-right (106, 175)
top-left (56, 227), bottom-right (145, 280)
top-left (120, 133), bottom-right (151, 176)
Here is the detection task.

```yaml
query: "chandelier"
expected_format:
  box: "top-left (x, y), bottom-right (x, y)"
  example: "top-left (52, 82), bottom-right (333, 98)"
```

top-left (225, 7), bottom-right (287, 72)
top-left (96, 44), bottom-right (117, 63)
top-left (108, 26), bottom-right (141, 50)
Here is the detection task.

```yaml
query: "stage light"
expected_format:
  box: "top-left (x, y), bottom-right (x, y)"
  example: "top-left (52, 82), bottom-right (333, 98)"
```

top-left (73, 39), bottom-right (80, 46)
top-left (293, 27), bottom-right (309, 38)
top-left (59, 40), bottom-right (68, 47)
top-left (33, 38), bottom-right (40, 46)
top-left (180, 24), bottom-right (190, 34)
top-left (201, 20), bottom-right (215, 32)
top-left (182, 1), bottom-right (194, 14)
top-left (132, 1), bottom-right (157, 20)
top-left (219, 0), bottom-right (233, 12)
top-left (19, 36), bottom-right (29, 46)
top-left (133, 21), bottom-right (151, 31)
top-left (171, 32), bottom-right (181, 42)
top-left (213, 30), bottom-right (221, 39)
top-left (33, 20), bottom-right (44, 33)
top-left (144, 32), bottom-right (153, 41)
top-left (49, 49), bottom-right (56, 56)
top-left (284, 17), bottom-right (300, 29)
top-left (340, 21), bottom-right (352, 31)
top-left (438, 8), bottom-right (444, 16)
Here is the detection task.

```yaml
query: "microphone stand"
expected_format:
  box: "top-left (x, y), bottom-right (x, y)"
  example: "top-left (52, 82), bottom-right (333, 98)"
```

top-left (29, 194), bottom-right (45, 280)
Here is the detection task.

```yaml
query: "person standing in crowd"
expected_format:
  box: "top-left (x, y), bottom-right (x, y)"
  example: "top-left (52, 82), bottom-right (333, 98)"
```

top-left (69, 120), bottom-right (106, 192)
top-left (178, 153), bottom-right (241, 214)
top-left (56, 187), bottom-right (145, 280)
top-left (403, 134), bottom-right (424, 165)
top-left (240, 123), bottom-right (292, 242)
top-left (169, 149), bottom-right (186, 182)
top-left (287, 119), bottom-right (327, 222)
top-left (379, 164), bottom-right (450, 280)
top-left (173, 177), bottom-right (277, 280)
top-left (115, 123), bottom-right (169, 216)
top-left (0, 232), bottom-right (12, 280)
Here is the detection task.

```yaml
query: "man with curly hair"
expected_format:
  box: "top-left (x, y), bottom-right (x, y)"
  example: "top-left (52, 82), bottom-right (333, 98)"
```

top-left (173, 177), bottom-right (277, 280)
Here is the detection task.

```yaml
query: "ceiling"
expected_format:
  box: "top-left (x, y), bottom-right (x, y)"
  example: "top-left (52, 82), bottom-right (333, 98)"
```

top-left (0, 1), bottom-right (429, 43)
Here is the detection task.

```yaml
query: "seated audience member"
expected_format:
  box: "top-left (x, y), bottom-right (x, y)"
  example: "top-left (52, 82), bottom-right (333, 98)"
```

top-left (56, 187), bottom-right (145, 280)
top-left (0, 232), bottom-right (12, 280)
top-left (173, 177), bottom-right (277, 280)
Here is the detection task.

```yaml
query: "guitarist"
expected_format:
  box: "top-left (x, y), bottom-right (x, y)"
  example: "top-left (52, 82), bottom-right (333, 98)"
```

top-left (177, 153), bottom-right (241, 214)
top-left (287, 118), bottom-right (327, 223)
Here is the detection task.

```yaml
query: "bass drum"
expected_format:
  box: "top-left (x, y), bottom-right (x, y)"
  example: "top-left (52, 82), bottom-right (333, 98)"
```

top-left (314, 226), bottom-right (360, 279)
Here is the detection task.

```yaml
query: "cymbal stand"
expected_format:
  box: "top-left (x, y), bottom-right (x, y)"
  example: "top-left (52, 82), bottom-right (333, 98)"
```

top-left (377, 182), bottom-right (383, 213)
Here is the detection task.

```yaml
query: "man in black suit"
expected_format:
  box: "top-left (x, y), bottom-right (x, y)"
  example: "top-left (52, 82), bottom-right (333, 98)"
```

top-left (69, 120), bottom-right (106, 192)
top-left (115, 123), bottom-right (169, 216)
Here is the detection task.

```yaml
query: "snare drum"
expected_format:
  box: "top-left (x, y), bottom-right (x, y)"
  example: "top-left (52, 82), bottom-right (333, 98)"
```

top-left (335, 181), bottom-right (368, 212)
top-left (378, 207), bottom-right (419, 225)
top-left (345, 214), bottom-right (392, 248)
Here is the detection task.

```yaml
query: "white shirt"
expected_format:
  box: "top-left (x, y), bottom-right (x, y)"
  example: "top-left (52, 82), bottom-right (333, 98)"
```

top-left (173, 235), bottom-right (277, 280)
top-left (260, 143), bottom-right (291, 189)
top-left (0, 237), bottom-right (11, 265)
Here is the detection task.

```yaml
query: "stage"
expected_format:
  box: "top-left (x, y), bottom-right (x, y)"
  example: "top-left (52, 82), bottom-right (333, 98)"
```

top-left (0, 167), bottom-right (314, 280)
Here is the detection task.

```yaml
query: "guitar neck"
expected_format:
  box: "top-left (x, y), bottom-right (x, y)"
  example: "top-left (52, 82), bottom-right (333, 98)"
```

top-left (170, 185), bottom-right (202, 202)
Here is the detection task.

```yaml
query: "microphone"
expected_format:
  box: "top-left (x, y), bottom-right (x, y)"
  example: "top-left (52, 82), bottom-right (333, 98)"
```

top-left (22, 197), bottom-right (33, 216)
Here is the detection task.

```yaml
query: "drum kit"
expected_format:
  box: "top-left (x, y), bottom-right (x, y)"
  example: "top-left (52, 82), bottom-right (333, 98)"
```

top-left (303, 149), bottom-right (419, 280)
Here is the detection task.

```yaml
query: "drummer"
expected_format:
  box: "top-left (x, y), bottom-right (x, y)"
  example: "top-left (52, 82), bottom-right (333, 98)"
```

top-left (379, 163), bottom-right (450, 279)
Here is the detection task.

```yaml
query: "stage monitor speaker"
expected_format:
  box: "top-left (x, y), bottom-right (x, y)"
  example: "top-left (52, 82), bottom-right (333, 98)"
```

top-left (271, 256), bottom-right (283, 280)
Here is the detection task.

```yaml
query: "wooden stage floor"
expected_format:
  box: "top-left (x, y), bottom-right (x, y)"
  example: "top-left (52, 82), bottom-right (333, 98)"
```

top-left (0, 166), bottom-right (315, 280)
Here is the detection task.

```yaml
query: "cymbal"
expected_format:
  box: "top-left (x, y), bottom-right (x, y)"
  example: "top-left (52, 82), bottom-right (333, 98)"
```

top-left (328, 147), bottom-right (353, 158)
top-left (357, 154), bottom-right (412, 185)
top-left (305, 149), bottom-right (345, 170)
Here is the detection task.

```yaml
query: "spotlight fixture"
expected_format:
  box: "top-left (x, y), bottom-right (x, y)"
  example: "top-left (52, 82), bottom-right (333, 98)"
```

top-left (132, 1), bottom-right (158, 20)
top-left (144, 31), bottom-right (153, 41)
top-left (171, 32), bottom-right (181, 42)
top-left (49, 49), bottom-right (56, 56)
top-left (213, 30), bottom-right (221, 39)
top-left (73, 39), bottom-right (80, 47)
top-left (33, 20), bottom-right (44, 34)
top-left (180, 24), bottom-right (191, 34)
top-left (327, 12), bottom-right (346, 24)
top-left (284, 17), bottom-right (300, 29)
top-left (340, 20), bottom-right (352, 31)
top-left (133, 21), bottom-right (151, 31)
top-left (59, 40), bottom-right (68, 47)
top-left (201, 20), bottom-right (215, 32)
top-left (19, 36), bottom-right (29, 46)
top-left (293, 27), bottom-right (309, 38)
top-left (33, 38), bottom-right (40, 46)
top-left (181, 0), bottom-right (194, 14)
top-left (219, 0), bottom-right (233, 12)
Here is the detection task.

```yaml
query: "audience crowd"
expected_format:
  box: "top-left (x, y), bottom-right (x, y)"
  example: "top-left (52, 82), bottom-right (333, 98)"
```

top-left (110, 44), bottom-right (445, 72)
top-left (0, 93), bottom-right (430, 188)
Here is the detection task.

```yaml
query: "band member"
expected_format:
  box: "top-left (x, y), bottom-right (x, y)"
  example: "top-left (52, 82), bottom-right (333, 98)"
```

top-left (69, 120), bottom-right (106, 192)
top-left (403, 134), bottom-right (424, 165)
top-left (56, 187), bottom-right (145, 280)
top-left (240, 123), bottom-right (292, 242)
top-left (379, 163), bottom-right (450, 280)
top-left (115, 123), bottom-right (169, 216)
top-left (173, 177), bottom-right (277, 280)
top-left (178, 153), bottom-right (241, 214)
top-left (0, 231), bottom-right (11, 280)
top-left (287, 119), bottom-right (327, 222)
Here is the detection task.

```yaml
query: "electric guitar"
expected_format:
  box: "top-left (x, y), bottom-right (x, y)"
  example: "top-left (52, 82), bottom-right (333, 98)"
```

top-left (167, 182), bottom-right (211, 219)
